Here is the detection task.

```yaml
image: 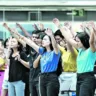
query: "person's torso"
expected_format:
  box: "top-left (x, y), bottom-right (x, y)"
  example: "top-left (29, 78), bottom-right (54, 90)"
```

top-left (77, 48), bottom-right (96, 73)
top-left (40, 50), bottom-right (61, 73)
top-left (60, 47), bottom-right (77, 72)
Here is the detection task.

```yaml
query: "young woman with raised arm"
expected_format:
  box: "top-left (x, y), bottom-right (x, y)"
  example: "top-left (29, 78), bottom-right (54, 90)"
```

top-left (53, 18), bottom-right (96, 96)
top-left (3, 23), bottom-right (61, 96)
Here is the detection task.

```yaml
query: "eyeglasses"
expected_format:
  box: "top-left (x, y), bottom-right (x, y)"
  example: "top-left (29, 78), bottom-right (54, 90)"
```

top-left (32, 36), bottom-right (39, 39)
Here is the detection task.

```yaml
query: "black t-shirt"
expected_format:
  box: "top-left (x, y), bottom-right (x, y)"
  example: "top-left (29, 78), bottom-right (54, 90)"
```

top-left (26, 44), bottom-right (40, 82)
top-left (9, 51), bottom-right (28, 82)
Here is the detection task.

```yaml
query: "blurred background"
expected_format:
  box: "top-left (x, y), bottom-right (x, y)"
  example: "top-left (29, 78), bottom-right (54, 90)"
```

top-left (0, 0), bottom-right (96, 39)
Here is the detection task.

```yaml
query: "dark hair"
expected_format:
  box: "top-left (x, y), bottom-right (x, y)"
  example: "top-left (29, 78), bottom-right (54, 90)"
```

top-left (76, 32), bottom-right (90, 49)
top-left (32, 30), bottom-right (45, 36)
top-left (18, 42), bottom-right (23, 52)
top-left (4, 38), bottom-right (8, 48)
top-left (54, 29), bottom-right (64, 39)
top-left (11, 37), bottom-right (23, 53)
top-left (56, 57), bottom-right (63, 76)
top-left (40, 33), bottom-right (53, 52)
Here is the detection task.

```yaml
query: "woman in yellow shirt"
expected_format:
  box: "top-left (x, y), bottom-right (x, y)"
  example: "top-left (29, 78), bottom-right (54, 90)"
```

top-left (54, 29), bottom-right (78, 96)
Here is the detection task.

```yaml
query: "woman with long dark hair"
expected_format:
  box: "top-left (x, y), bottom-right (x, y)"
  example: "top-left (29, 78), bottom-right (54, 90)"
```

top-left (7, 37), bottom-right (29, 96)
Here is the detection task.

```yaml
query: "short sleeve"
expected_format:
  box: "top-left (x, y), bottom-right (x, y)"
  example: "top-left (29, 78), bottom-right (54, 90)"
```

top-left (20, 52), bottom-right (28, 62)
top-left (39, 47), bottom-right (44, 55)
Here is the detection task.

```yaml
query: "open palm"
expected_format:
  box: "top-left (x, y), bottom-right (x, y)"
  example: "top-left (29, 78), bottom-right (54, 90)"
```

top-left (53, 18), bottom-right (60, 28)
top-left (45, 28), bottom-right (53, 36)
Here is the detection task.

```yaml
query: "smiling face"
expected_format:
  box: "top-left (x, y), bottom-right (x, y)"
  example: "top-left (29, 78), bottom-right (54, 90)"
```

top-left (75, 35), bottom-right (84, 48)
top-left (42, 35), bottom-right (51, 47)
top-left (55, 35), bottom-right (63, 44)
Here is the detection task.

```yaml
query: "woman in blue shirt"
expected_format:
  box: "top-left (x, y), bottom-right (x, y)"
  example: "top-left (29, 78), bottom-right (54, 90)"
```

top-left (53, 18), bottom-right (96, 96)
top-left (5, 27), bottom-right (61, 96)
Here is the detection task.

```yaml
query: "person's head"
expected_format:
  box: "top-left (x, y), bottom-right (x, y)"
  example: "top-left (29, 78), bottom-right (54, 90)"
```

top-left (75, 32), bottom-right (90, 49)
top-left (31, 30), bottom-right (39, 42)
top-left (10, 38), bottom-right (23, 52)
top-left (54, 30), bottom-right (64, 44)
top-left (40, 33), bottom-right (53, 51)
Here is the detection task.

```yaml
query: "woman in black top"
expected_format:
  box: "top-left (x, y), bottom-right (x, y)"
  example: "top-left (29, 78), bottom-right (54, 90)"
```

top-left (8, 37), bottom-right (29, 96)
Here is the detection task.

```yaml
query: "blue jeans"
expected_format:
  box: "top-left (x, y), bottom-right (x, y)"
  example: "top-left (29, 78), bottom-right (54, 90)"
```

top-left (8, 80), bottom-right (25, 96)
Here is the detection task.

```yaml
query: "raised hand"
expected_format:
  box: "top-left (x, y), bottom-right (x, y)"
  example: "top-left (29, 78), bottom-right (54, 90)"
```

top-left (53, 18), bottom-right (60, 28)
top-left (11, 28), bottom-right (18, 33)
top-left (64, 21), bottom-right (72, 30)
top-left (3, 23), bottom-right (8, 28)
top-left (45, 28), bottom-right (53, 37)
top-left (3, 23), bottom-right (14, 35)
top-left (16, 23), bottom-right (22, 28)
top-left (89, 21), bottom-right (96, 31)
top-left (38, 23), bottom-right (44, 30)
top-left (32, 24), bottom-right (38, 30)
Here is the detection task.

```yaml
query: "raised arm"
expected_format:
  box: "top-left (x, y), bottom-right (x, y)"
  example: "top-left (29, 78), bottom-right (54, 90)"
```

top-left (81, 22), bottom-right (91, 36)
top-left (16, 23), bottom-right (32, 38)
top-left (3, 23), bottom-right (26, 47)
top-left (38, 23), bottom-right (45, 31)
top-left (89, 22), bottom-right (96, 52)
top-left (45, 28), bottom-right (60, 54)
top-left (15, 33), bottom-right (39, 53)
top-left (53, 18), bottom-right (82, 49)
top-left (64, 21), bottom-right (76, 38)
top-left (3, 23), bottom-right (40, 53)
top-left (32, 24), bottom-right (39, 30)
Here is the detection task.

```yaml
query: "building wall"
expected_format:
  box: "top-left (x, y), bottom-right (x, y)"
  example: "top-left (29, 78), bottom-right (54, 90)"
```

top-left (0, 11), bottom-right (96, 21)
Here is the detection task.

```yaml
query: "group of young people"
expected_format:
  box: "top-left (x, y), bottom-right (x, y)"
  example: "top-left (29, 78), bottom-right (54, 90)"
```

top-left (0, 18), bottom-right (96, 96)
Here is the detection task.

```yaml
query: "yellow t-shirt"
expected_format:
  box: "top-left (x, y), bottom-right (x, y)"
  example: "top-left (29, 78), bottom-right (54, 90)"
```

top-left (0, 57), bottom-right (5, 71)
top-left (59, 46), bottom-right (78, 72)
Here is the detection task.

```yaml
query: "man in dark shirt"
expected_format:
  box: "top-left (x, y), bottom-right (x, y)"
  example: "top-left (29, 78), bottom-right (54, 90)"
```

top-left (25, 30), bottom-right (42, 96)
